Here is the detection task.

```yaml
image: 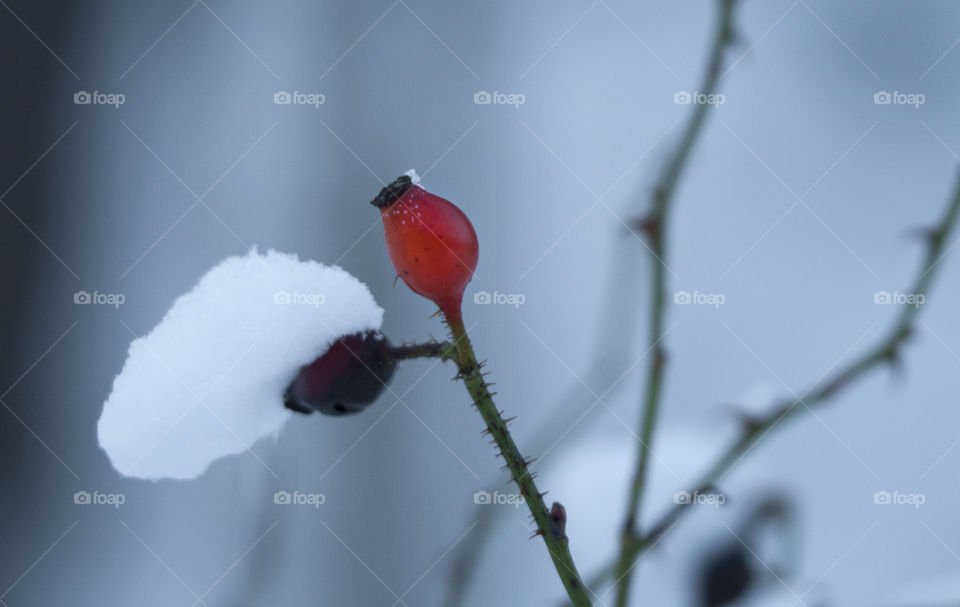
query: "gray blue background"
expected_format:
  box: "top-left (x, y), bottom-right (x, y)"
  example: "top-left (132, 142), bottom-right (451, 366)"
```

top-left (2, 1), bottom-right (959, 605)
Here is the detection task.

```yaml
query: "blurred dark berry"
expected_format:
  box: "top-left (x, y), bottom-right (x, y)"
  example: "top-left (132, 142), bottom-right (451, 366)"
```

top-left (284, 331), bottom-right (396, 416)
top-left (697, 544), bottom-right (752, 607)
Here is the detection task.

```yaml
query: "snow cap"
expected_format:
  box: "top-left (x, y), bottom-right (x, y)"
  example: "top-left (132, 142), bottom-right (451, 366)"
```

top-left (98, 248), bottom-right (383, 481)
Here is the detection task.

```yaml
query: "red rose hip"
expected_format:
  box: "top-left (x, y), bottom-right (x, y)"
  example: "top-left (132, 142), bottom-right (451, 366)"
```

top-left (371, 173), bottom-right (479, 319)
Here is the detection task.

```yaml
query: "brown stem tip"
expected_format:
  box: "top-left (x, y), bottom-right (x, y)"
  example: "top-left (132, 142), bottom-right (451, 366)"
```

top-left (371, 175), bottom-right (414, 209)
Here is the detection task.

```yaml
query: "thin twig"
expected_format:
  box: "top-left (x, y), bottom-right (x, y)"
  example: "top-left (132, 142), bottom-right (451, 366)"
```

top-left (388, 340), bottom-right (458, 363)
top-left (443, 503), bottom-right (497, 607)
top-left (444, 310), bottom-right (592, 607)
top-left (612, 1), bottom-right (739, 605)
top-left (626, 168), bottom-right (960, 560)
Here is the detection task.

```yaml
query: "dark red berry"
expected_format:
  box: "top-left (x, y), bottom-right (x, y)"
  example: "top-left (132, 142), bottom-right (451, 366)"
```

top-left (284, 331), bottom-right (396, 416)
top-left (371, 174), bottom-right (479, 319)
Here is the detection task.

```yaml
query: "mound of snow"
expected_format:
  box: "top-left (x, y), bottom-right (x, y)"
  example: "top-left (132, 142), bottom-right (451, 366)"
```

top-left (98, 248), bottom-right (383, 480)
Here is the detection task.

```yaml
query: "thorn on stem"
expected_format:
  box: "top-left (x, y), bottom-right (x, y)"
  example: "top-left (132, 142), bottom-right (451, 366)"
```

top-left (635, 213), bottom-right (660, 245)
top-left (653, 348), bottom-right (668, 370)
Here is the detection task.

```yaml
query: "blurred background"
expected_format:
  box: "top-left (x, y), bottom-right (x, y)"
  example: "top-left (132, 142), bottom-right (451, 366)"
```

top-left (2, 0), bottom-right (960, 605)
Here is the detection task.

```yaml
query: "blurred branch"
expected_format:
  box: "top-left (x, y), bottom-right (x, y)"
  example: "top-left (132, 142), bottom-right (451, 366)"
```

top-left (445, 313), bottom-right (592, 607)
top-left (587, 170), bottom-right (960, 603)
top-left (443, 501), bottom-right (497, 607)
top-left (627, 167), bottom-right (960, 559)
top-left (612, 1), bottom-right (739, 605)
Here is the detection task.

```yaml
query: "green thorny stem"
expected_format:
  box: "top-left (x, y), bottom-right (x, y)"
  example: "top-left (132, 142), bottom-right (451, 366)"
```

top-left (443, 306), bottom-right (592, 607)
top-left (613, 1), bottom-right (738, 606)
